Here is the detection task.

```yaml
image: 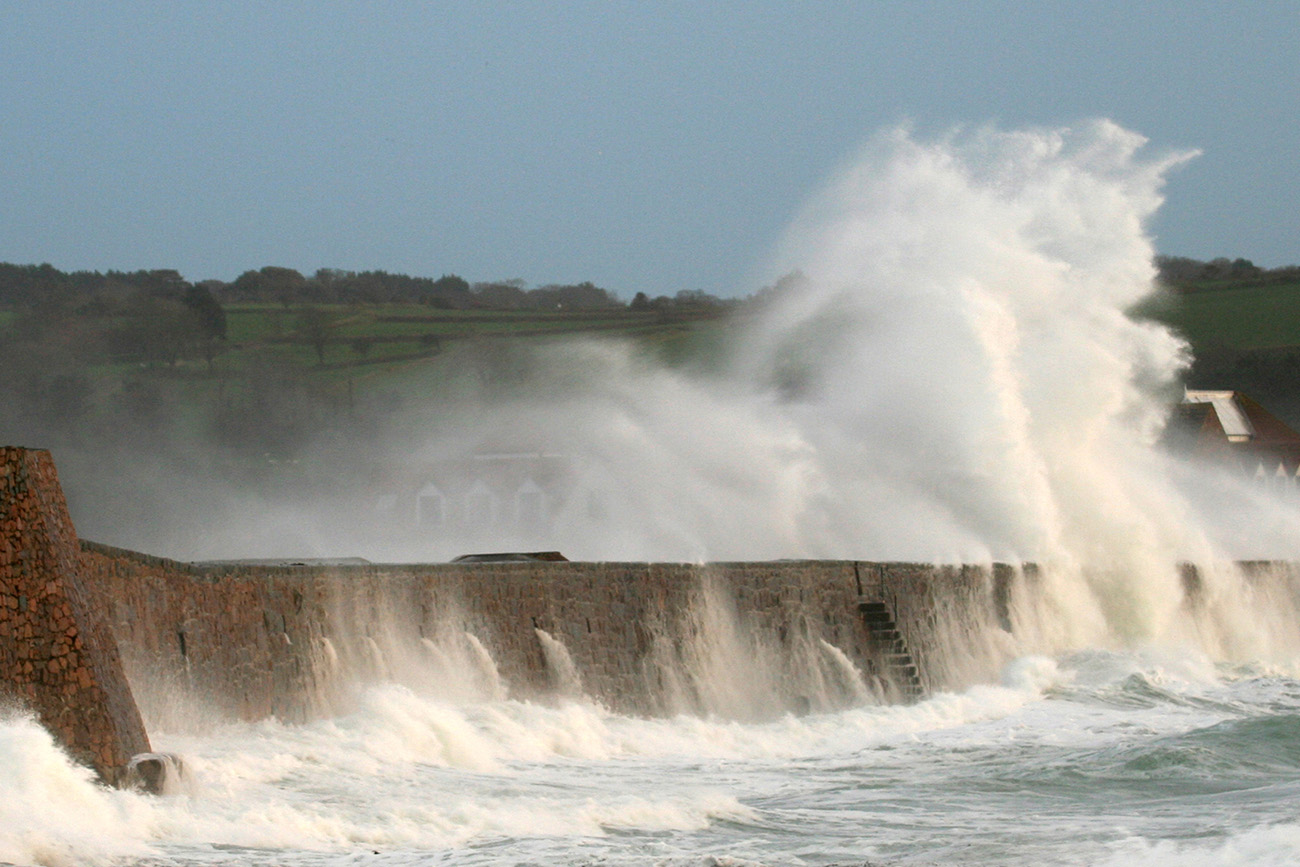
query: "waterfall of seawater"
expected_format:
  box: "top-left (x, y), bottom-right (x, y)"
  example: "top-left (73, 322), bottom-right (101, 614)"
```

top-left (817, 639), bottom-right (875, 705)
top-left (638, 577), bottom-right (880, 718)
top-left (533, 629), bottom-right (584, 698)
top-left (332, 622), bottom-right (513, 708)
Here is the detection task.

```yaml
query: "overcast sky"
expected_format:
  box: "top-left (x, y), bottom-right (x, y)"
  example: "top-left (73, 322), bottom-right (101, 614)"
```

top-left (1, 2), bottom-right (1296, 297)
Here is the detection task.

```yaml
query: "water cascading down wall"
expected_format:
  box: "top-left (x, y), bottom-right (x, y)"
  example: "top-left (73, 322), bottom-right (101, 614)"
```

top-left (2, 446), bottom-right (1293, 784)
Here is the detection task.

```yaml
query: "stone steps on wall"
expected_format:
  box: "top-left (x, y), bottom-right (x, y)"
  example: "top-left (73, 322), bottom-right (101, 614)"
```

top-left (858, 600), bottom-right (924, 702)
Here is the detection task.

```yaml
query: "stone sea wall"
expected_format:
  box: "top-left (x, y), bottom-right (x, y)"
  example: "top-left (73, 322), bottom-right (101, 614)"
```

top-left (22, 445), bottom-right (1287, 786)
top-left (0, 448), bottom-right (149, 784)
top-left (0, 446), bottom-right (1028, 781)
top-left (81, 548), bottom-right (994, 726)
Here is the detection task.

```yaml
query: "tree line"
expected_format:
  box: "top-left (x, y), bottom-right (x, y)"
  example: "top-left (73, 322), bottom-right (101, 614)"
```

top-left (0, 262), bottom-right (734, 314)
top-left (1155, 255), bottom-right (1300, 290)
top-left (0, 261), bottom-right (739, 373)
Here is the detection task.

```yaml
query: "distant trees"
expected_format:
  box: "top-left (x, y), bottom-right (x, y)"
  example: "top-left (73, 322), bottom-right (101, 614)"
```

top-left (0, 260), bottom-right (747, 317)
top-left (517, 281), bottom-right (621, 310)
top-left (470, 279), bottom-right (528, 309)
top-left (430, 274), bottom-right (470, 298)
top-left (0, 260), bottom-right (743, 388)
top-left (183, 284), bottom-right (227, 339)
top-left (111, 295), bottom-right (199, 366)
top-left (207, 266), bottom-right (477, 307)
top-left (467, 279), bottom-right (625, 310)
top-left (1155, 256), bottom-right (1300, 289)
top-left (295, 307), bottom-right (337, 365)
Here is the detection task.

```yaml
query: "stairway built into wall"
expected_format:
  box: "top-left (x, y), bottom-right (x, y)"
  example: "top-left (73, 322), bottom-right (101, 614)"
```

top-left (859, 600), bottom-right (923, 701)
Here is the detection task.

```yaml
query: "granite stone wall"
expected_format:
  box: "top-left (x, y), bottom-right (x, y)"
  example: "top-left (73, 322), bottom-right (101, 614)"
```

top-left (81, 551), bottom-right (893, 720)
top-left (0, 448), bottom-right (150, 784)
top-left (31, 446), bottom-right (1280, 778)
top-left (80, 543), bottom-right (1015, 727)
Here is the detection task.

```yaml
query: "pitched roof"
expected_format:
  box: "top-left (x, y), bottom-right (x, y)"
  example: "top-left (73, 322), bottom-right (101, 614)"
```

top-left (1173, 389), bottom-right (1300, 474)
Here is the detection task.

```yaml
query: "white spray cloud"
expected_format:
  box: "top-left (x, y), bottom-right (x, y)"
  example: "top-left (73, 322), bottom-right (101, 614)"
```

top-left (413, 119), bottom-right (1300, 646)
top-left (73, 120), bottom-right (1300, 645)
top-left (465, 122), bottom-right (1196, 573)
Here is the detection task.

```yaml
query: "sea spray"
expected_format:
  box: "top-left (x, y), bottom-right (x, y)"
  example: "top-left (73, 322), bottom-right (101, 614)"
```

top-left (671, 577), bottom-right (785, 719)
top-left (817, 638), bottom-right (873, 705)
top-left (339, 121), bottom-right (1300, 662)
top-left (0, 712), bottom-right (158, 867)
top-left (750, 123), bottom-right (1193, 600)
top-left (646, 576), bottom-right (877, 718)
top-left (1180, 562), bottom-right (1300, 670)
top-left (464, 631), bottom-right (509, 701)
top-left (405, 626), bottom-right (512, 703)
top-left (534, 629), bottom-right (584, 698)
top-left (735, 122), bottom-right (1300, 658)
top-left (420, 636), bottom-right (454, 671)
top-left (362, 636), bottom-right (389, 682)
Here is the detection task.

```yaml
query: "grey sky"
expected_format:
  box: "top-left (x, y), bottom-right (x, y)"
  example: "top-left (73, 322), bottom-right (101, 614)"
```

top-left (1, 1), bottom-right (1295, 297)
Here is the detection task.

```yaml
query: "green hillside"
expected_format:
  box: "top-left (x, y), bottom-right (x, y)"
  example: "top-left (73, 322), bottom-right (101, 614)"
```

top-left (5, 255), bottom-right (1300, 458)
top-left (1134, 280), bottom-right (1300, 351)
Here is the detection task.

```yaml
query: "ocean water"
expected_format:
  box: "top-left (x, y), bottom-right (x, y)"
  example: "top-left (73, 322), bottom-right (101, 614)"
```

top-left (5, 645), bottom-right (1300, 867)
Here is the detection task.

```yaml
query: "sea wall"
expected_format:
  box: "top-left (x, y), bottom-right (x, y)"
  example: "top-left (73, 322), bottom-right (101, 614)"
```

top-left (0, 448), bottom-right (149, 785)
top-left (4, 442), bottom-right (1014, 778)
top-left (82, 547), bottom-right (997, 725)
top-left (14, 445), bottom-right (1294, 781)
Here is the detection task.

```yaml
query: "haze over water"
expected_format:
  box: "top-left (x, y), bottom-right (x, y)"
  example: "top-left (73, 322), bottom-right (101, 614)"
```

top-left (7, 121), bottom-right (1300, 866)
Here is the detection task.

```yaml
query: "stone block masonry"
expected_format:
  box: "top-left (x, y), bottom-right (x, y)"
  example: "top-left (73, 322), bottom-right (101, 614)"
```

top-left (0, 443), bottom-right (1035, 767)
top-left (0, 447), bottom-right (150, 785)
top-left (81, 551), bottom-right (893, 721)
top-left (11, 446), bottom-right (1284, 779)
top-left (80, 549), bottom-right (1010, 725)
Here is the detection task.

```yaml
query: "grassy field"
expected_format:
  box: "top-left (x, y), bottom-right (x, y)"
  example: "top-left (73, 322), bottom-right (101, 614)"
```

top-left (201, 304), bottom-right (732, 396)
top-left (222, 304), bottom-right (720, 351)
top-left (1133, 281), bottom-right (1300, 350)
top-left (0, 302), bottom-right (735, 458)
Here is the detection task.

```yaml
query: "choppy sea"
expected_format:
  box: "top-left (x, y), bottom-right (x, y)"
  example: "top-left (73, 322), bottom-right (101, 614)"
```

top-left (5, 645), bottom-right (1300, 867)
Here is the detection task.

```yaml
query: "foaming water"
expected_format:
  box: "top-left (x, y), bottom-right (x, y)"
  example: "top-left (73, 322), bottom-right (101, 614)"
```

top-left (0, 711), bottom-right (158, 866)
top-left (534, 629), bottom-right (584, 698)
top-left (13, 650), bottom-right (1300, 866)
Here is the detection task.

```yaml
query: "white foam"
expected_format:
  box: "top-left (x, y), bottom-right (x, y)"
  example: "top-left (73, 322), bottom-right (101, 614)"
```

top-left (534, 628), bottom-right (584, 698)
top-left (0, 712), bottom-right (159, 866)
top-left (7, 645), bottom-right (1284, 864)
top-left (1099, 823), bottom-right (1300, 867)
